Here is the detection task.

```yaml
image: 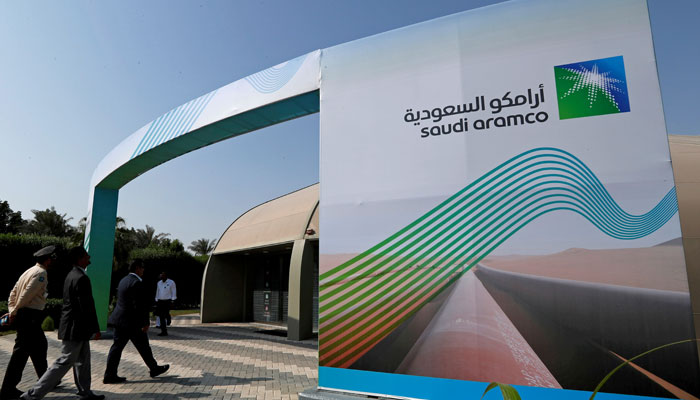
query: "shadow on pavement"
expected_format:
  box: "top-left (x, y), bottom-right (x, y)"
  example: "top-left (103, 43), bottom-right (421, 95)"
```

top-left (147, 372), bottom-right (272, 387)
top-left (150, 325), bottom-right (318, 350)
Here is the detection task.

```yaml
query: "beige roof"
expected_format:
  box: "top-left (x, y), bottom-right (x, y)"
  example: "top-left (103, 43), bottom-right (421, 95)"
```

top-left (213, 184), bottom-right (319, 254)
top-left (669, 134), bottom-right (700, 239)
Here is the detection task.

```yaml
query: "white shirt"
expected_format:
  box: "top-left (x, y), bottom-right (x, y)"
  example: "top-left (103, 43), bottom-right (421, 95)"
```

top-left (155, 279), bottom-right (176, 301)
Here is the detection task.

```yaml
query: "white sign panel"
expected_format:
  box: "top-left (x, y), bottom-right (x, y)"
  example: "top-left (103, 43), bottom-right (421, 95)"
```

top-left (318, 0), bottom-right (698, 398)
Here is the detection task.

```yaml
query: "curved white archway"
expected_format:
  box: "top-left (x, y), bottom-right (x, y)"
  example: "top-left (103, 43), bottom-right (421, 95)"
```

top-left (85, 51), bottom-right (321, 329)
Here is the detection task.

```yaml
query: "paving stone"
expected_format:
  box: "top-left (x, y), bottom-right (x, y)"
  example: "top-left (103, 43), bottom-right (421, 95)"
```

top-left (0, 319), bottom-right (318, 399)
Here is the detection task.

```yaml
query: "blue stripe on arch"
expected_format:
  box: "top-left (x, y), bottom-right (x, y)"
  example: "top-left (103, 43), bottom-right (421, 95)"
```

top-left (170, 92), bottom-right (210, 142)
top-left (131, 113), bottom-right (165, 158)
top-left (166, 95), bottom-right (203, 143)
top-left (132, 108), bottom-right (175, 158)
top-left (156, 102), bottom-right (190, 146)
top-left (149, 104), bottom-right (186, 152)
top-left (182, 90), bottom-right (217, 134)
top-left (129, 89), bottom-right (218, 160)
top-left (245, 54), bottom-right (306, 94)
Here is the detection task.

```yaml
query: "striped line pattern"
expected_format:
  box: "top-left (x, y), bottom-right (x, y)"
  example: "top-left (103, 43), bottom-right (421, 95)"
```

top-left (319, 147), bottom-right (678, 369)
top-left (244, 54), bottom-right (306, 94)
top-left (130, 89), bottom-right (218, 160)
top-left (83, 212), bottom-right (91, 250)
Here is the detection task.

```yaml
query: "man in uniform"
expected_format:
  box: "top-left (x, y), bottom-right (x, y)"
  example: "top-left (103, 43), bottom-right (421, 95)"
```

top-left (21, 246), bottom-right (104, 400)
top-left (0, 245), bottom-right (56, 400)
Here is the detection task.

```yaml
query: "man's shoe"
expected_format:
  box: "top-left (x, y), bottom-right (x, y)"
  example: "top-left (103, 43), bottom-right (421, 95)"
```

top-left (79, 394), bottom-right (105, 400)
top-left (149, 364), bottom-right (169, 378)
top-left (0, 387), bottom-right (23, 400)
top-left (102, 376), bottom-right (127, 384)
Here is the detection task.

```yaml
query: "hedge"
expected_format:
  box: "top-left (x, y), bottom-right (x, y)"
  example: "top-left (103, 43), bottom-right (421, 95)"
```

top-left (1, 234), bottom-right (205, 316)
top-left (0, 234), bottom-right (75, 301)
top-left (121, 247), bottom-right (205, 309)
top-left (0, 298), bottom-right (63, 332)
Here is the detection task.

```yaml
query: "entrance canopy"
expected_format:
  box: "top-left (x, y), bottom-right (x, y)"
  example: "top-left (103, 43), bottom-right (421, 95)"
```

top-left (84, 51), bottom-right (321, 328)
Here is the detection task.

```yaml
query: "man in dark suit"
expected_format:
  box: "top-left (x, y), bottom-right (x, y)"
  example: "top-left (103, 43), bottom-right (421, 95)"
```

top-left (103, 259), bottom-right (168, 384)
top-left (21, 246), bottom-right (104, 400)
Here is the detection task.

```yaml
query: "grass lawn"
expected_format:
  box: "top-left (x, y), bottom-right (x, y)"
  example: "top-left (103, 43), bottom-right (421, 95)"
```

top-left (150, 309), bottom-right (199, 320)
top-left (170, 309), bottom-right (199, 316)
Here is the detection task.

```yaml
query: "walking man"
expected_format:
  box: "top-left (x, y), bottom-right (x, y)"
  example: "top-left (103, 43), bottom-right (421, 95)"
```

top-left (103, 259), bottom-right (169, 384)
top-left (21, 246), bottom-right (104, 400)
top-left (0, 246), bottom-right (55, 400)
top-left (154, 271), bottom-right (176, 336)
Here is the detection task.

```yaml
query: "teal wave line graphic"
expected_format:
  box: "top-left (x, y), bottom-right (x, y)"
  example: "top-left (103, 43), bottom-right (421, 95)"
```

top-left (130, 89), bottom-right (218, 160)
top-left (318, 147), bottom-right (679, 368)
top-left (244, 54), bottom-right (306, 94)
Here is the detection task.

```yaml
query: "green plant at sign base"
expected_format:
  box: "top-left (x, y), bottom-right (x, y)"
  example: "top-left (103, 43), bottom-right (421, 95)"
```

top-left (481, 382), bottom-right (521, 400)
top-left (589, 339), bottom-right (699, 400)
top-left (481, 338), bottom-right (698, 400)
top-left (41, 316), bottom-right (55, 331)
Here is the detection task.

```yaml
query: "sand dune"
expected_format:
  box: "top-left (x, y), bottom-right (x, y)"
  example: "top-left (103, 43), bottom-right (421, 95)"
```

top-left (483, 243), bottom-right (689, 292)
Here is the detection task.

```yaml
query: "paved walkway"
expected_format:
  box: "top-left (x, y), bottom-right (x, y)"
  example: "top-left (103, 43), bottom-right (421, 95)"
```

top-left (0, 316), bottom-right (318, 400)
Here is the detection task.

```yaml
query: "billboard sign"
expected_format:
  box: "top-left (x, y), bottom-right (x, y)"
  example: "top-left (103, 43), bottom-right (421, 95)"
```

top-left (318, 0), bottom-right (699, 398)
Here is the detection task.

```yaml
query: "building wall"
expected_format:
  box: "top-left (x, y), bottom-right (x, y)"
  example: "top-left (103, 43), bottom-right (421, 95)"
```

top-left (201, 253), bottom-right (248, 323)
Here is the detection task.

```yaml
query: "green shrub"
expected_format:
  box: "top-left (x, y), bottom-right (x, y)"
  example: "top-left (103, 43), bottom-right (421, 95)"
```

top-left (44, 298), bottom-right (63, 329)
top-left (0, 299), bottom-right (61, 330)
top-left (0, 300), bottom-right (61, 317)
top-left (41, 316), bottom-right (54, 331)
top-left (194, 254), bottom-right (209, 265)
top-left (0, 234), bottom-right (74, 300)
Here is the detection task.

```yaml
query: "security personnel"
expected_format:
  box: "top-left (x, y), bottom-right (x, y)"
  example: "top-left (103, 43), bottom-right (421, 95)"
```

top-left (154, 271), bottom-right (176, 336)
top-left (0, 246), bottom-right (55, 400)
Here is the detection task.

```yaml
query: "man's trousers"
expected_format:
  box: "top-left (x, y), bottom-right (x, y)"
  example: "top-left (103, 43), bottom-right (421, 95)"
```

top-left (1, 308), bottom-right (47, 395)
top-left (104, 325), bottom-right (158, 378)
top-left (23, 340), bottom-right (94, 400)
top-left (155, 300), bottom-right (171, 334)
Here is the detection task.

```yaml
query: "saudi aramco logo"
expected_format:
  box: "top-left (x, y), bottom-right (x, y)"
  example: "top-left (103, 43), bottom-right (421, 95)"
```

top-left (554, 55), bottom-right (630, 120)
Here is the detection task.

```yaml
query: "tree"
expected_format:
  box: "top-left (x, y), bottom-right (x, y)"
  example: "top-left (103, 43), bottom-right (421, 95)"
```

top-left (160, 238), bottom-right (185, 252)
top-left (76, 216), bottom-right (125, 238)
top-left (134, 225), bottom-right (170, 248)
top-left (188, 238), bottom-right (217, 256)
top-left (114, 227), bottom-right (137, 271)
top-left (0, 199), bottom-right (25, 234)
top-left (24, 207), bottom-right (75, 237)
top-left (115, 216), bottom-right (126, 229)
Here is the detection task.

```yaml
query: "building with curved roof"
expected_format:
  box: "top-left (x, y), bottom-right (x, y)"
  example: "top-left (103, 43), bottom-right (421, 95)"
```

top-left (201, 184), bottom-right (319, 340)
